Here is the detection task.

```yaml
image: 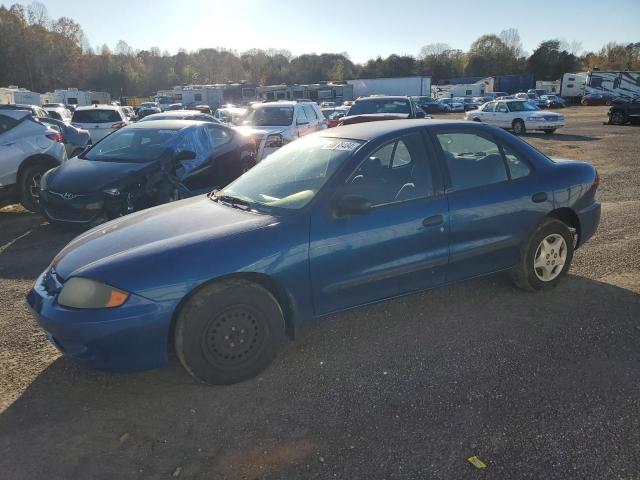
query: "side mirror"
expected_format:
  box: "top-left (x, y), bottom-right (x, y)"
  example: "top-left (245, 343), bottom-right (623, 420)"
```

top-left (335, 194), bottom-right (371, 217)
top-left (174, 150), bottom-right (196, 161)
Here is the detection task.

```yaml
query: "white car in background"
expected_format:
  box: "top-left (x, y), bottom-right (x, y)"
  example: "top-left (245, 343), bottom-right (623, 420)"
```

top-left (71, 105), bottom-right (129, 142)
top-left (234, 101), bottom-right (327, 160)
top-left (44, 107), bottom-right (72, 123)
top-left (465, 99), bottom-right (565, 135)
top-left (437, 98), bottom-right (465, 112)
top-left (0, 110), bottom-right (67, 211)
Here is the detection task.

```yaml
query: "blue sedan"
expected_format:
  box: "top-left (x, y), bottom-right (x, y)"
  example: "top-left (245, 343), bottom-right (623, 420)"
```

top-left (27, 120), bottom-right (601, 384)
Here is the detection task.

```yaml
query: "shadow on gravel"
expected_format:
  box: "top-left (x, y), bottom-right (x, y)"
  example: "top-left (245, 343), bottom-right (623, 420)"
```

top-left (1, 275), bottom-right (639, 479)
top-left (523, 133), bottom-right (600, 142)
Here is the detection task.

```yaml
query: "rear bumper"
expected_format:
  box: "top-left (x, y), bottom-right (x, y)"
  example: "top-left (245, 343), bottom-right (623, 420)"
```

top-left (27, 271), bottom-right (174, 373)
top-left (577, 202), bottom-right (601, 247)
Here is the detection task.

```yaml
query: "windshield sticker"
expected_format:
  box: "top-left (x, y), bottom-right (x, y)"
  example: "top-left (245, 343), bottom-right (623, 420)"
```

top-left (321, 140), bottom-right (360, 151)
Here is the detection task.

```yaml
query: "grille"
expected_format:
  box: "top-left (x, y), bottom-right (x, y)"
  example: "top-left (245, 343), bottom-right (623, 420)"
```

top-left (44, 204), bottom-right (98, 223)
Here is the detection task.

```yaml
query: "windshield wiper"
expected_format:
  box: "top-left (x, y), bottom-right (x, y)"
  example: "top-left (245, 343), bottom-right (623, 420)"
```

top-left (211, 192), bottom-right (253, 210)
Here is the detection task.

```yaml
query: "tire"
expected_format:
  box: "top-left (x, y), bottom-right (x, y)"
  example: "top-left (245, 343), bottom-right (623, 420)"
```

top-left (543, 129), bottom-right (556, 134)
top-left (511, 218), bottom-right (575, 292)
top-left (175, 279), bottom-right (286, 385)
top-left (610, 111), bottom-right (626, 125)
top-left (512, 119), bottom-right (526, 135)
top-left (473, 117), bottom-right (481, 122)
top-left (19, 163), bottom-right (50, 212)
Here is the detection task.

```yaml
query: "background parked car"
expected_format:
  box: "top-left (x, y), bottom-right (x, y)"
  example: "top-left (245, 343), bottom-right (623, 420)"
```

top-left (0, 109), bottom-right (67, 211)
top-left (165, 103), bottom-right (184, 111)
top-left (340, 96), bottom-right (427, 126)
top-left (465, 99), bottom-right (564, 135)
top-left (138, 102), bottom-right (162, 118)
top-left (411, 96), bottom-right (446, 114)
top-left (38, 116), bottom-right (91, 158)
top-left (581, 92), bottom-right (617, 106)
top-left (437, 98), bottom-right (464, 112)
top-left (42, 103), bottom-right (66, 109)
top-left (138, 110), bottom-right (219, 123)
top-left (214, 106), bottom-right (247, 125)
top-left (191, 105), bottom-right (213, 115)
top-left (44, 106), bottom-right (72, 123)
top-left (39, 120), bottom-right (256, 226)
top-left (0, 103), bottom-right (48, 118)
top-left (121, 106), bottom-right (138, 122)
top-left (607, 98), bottom-right (640, 125)
top-left (540, 95), bottom-right (566, 109)
top-left (326, 107), bottom-right (351, 127)
top-left (235, 100), bottom-right (326, 160)
top-left (65, 104), bottom-right (77, 112)
top-left (71, 105), bottom-right (129, 142)
top-left (456, 97), bottom-right (482, 111)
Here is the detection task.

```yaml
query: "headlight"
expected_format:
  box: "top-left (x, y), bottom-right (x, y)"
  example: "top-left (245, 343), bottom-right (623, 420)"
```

top-left (265, 134), bottom-right (283, 148)
top-left (58, 277), bottom-right (129, 309)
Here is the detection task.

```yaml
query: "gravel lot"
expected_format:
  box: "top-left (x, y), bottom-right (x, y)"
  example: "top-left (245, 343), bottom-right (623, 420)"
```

top-left (1, 106), bottom-right (639, 479)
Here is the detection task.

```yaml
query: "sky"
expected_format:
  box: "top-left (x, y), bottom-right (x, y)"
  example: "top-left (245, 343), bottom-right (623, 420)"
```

top-left (6, 0), bottom-right (640, 62)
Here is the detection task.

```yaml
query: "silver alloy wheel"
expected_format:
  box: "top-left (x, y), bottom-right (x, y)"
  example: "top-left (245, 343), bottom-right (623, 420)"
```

top-left (534, 233), bottom-right (567, 282)
top-left (29, 172), bottom-right (42, 200)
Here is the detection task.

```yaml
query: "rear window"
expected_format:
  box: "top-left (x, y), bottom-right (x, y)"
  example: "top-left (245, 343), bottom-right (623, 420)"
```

top-left (348, 99), bottom-right (411, 115)
top-left (0, 115), bottom-right (19, 134)
top-left (72, 109), bottom-right (122, 124)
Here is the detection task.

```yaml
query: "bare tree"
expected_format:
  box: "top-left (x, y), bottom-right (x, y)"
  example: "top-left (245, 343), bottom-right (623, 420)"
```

top-left (499, 28), bottom-right (523, 57)
top-left (419, 43), bottom-right (452, 58)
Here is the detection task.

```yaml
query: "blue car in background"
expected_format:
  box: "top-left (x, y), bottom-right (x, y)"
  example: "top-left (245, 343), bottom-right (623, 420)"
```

top-left (27, 120), bottom-right (601, 384)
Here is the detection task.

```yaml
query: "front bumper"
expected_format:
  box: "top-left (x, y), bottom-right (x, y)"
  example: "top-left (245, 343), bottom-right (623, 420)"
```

top-left (526, 120), bottom-right (565, 131)
top-left (27, 270), bottom-right (175, 373)
top-left (577, 202), bottom-right (601, 247)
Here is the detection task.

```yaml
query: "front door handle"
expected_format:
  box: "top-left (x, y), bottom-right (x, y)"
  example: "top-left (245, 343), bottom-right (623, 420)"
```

top-left (423, 214), bottom-right (444, 227)
top-left (532, 192), bottom-right (547, 203)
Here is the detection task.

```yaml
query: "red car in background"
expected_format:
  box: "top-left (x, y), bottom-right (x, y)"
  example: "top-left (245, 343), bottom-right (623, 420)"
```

top-left (581, 92), bottom-right (617, 106)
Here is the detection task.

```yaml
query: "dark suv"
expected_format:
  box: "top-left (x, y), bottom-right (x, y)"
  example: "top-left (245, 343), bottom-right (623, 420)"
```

top-left (340, 96), bottom-right (427, 125)
top-left (608, 98), bottom-right (640, 125)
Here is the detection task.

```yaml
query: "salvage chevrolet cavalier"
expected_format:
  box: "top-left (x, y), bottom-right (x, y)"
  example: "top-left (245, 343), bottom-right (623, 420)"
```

top-left (27, 120), bottom-right (601, 384)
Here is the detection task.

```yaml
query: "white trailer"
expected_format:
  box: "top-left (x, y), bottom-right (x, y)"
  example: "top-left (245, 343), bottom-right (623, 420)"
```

top-left (0, 86), bottom-right (41, 105)
top-left (535, 80), bottom-right (561, 94)
top-left (559, 73), bottom-right (588, 101)
top-left (158, 86), bottom-right (224, 109)
top-left (585, 71), bottom-right (640, 100)
top-left (431, 83), bottom-right (486, 99)
top-left (42, 88), bottom-right (109, 106)
top-left (347, 76), bottom-right (431, 97)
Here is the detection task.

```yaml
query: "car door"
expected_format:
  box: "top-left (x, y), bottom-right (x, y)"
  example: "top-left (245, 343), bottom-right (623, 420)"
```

top-left (295, 107), bottom-right (311, 137)
top-left (494, 101), bottom-right (510, 127)
top-left (478, 101), bottom-right (496, 122)
top-left (302, 104), bottom-right (320, 132)
top-left (309, 130), bottom-right (449, 315)
top-left (431, 125), bottom-right (548, 281)
top-left (0, 115), bottom-right (25, 189)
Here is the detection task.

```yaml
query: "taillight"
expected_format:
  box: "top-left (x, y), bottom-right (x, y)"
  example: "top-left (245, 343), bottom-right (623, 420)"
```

top-left (47, 132), bottom-right (63, 143)
top-left (111, 122), bottom-right (125, 130)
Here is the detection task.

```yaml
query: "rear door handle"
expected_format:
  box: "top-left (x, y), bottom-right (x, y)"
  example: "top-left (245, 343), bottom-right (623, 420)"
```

top-left (532, 192), bottom-right (547, 203)
top-left (423, 214), bottom-right (444, 227)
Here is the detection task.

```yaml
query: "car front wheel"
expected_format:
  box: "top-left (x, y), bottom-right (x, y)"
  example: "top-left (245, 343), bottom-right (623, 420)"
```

top-left (511, 218), bottom-right (574, 291)
top-left (610, 111), bottom-right (626, 125)
top-left (19, 163), bottom-right (49, 212)
top-left (175, 279), bottom-right (286, 385)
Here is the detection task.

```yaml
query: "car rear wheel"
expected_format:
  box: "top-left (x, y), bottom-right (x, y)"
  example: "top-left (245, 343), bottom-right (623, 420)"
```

top-left (175, 279), bottom-right (286, 385)
top-left (19, 163), bottom-right (49, 212)
top-left (511, 218), bottom-right (574, 291)
top-left (512, 119), bottom-right (526, 135)
top-left (473, 117), bottom-right (481, 122)
top-left (610, 111), bottom-right (626, 125)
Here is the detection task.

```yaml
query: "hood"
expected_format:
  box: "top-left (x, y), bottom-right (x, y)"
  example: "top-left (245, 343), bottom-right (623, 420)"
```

top-left (52, 195), bottom-right (277, 280)
top-left (45, 157), bottom-right (156, 194)
top-left (234, 125), bottom-right (288, 137)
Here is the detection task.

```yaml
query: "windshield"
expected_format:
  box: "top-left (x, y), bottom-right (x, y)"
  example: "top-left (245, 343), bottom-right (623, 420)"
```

top-left (507, 101), bottom-right (539, 112)
top-left (219, 136), bottom-right (363, 211)
top-left (242, 105), bottom-right (294, 127)
top-left (82, 127), bottom-right (180, 163)
top-left (348, 99), bottom-right (411, 115)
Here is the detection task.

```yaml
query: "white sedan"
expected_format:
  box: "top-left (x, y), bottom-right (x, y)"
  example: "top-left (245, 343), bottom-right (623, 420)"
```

top-left (465, 100), bottom-right (564, 135)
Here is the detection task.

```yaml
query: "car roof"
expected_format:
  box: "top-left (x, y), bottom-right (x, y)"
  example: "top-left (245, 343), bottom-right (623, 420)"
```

top-left (125, 119), bottom-right (205, 129)
top-left (355, 96), bottom-right (410, 101)
top-left (319, 119), bottom-right (476, 141)
top-left (75, 104), bottom-right (120, 111)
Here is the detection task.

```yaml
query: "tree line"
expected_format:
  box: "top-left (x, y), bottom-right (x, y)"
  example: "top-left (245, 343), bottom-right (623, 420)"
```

top-left (1, 3), bottom-right (639, 98)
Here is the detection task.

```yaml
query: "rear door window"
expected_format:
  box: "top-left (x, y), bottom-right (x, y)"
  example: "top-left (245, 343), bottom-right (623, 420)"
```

top-left (0, 115), bottom-right (19, 134)
top-left (72, 109), bottom-right (122, 123)
top-left (436, 132), bottom-right (508, 190)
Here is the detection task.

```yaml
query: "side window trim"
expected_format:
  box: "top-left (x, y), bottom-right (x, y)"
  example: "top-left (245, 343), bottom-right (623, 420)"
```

top-left (496, 139), bottom-right (534, 180)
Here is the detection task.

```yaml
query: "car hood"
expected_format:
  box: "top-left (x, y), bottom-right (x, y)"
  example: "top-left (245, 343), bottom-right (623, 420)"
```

top-left (234, 125), bottom-right (288, 137)
top-left (52, 195), bottom-right (277, 281)
top-left (45, 157), bottom-right (157, 194)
